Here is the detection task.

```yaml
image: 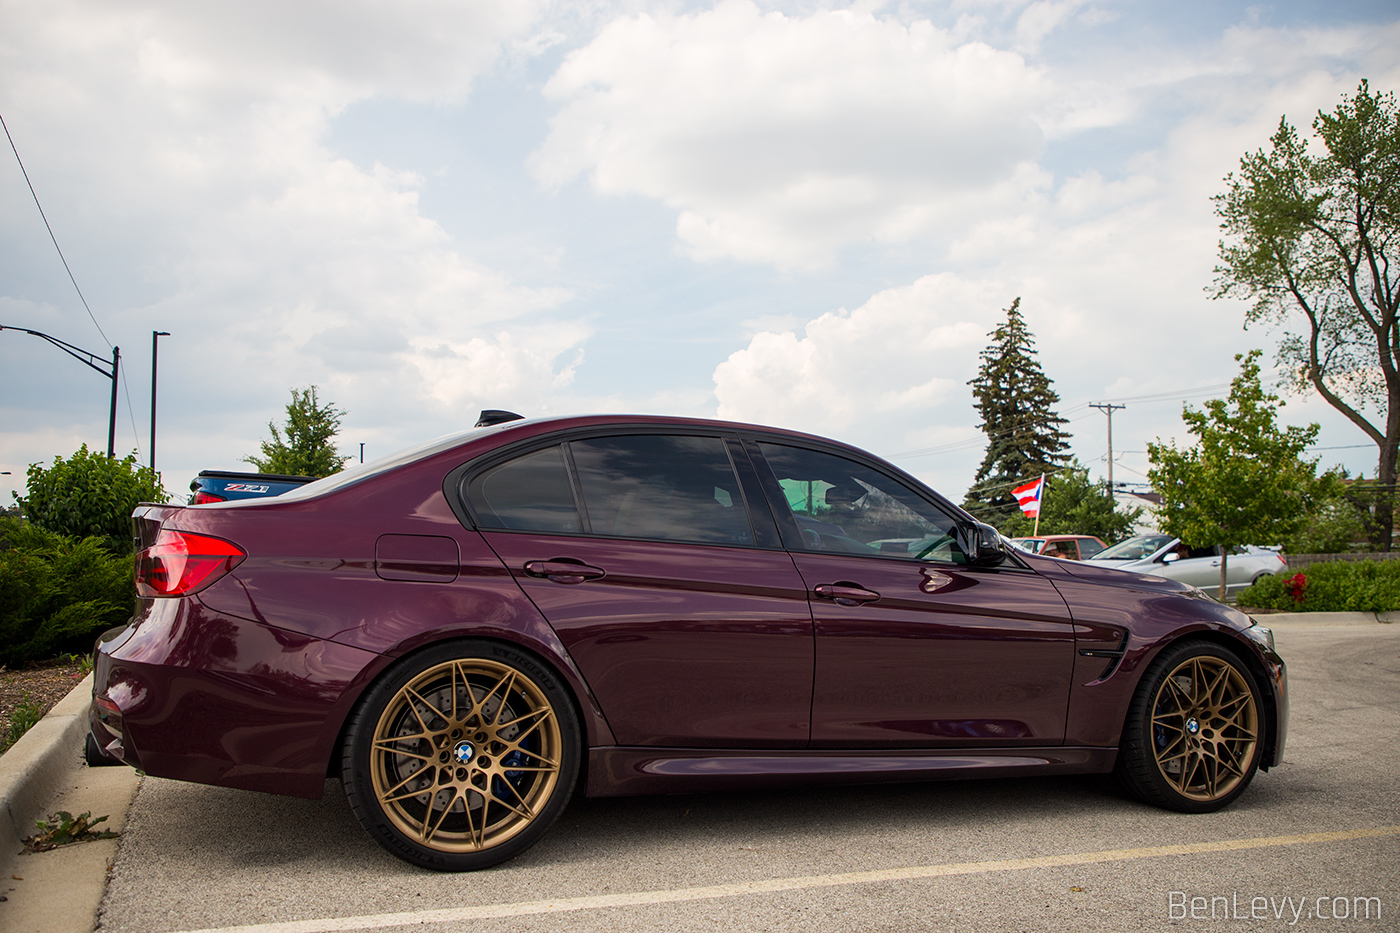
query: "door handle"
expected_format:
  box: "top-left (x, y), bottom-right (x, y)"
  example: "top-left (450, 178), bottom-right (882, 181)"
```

top-left (814, 583), bottom-right (880, 607)
top-left (523, 560), bottom-right (606, 584)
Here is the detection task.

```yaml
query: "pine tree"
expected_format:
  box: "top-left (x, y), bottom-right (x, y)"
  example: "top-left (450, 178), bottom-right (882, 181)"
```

top-left (962, 298), bottom-right (1071, 525)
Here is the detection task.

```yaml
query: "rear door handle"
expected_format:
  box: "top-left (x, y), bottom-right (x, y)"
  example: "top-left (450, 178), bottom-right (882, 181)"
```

top-left (814, 583), bottom-right (880, 607)
top-left (523, 560), bottom-right (606, 584)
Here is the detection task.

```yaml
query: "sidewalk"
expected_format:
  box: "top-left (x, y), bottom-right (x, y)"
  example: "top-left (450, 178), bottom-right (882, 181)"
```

top-left (0, 674), bottom-right (141, 933)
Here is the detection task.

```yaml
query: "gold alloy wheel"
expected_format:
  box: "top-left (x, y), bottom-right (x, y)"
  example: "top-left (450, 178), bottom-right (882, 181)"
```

top-left (1149, 655), bottom-right (1259, 802)
top-left (369, 658), bottom-right (563, 853)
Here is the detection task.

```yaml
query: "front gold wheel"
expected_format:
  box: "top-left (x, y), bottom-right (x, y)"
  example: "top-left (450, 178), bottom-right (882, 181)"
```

top-left (1116, 642), bottom-right (1264, 812)
top-left (1148, 655), bottom-right (1259, 802)
top-left (344, 642), bottom-right (579, 870)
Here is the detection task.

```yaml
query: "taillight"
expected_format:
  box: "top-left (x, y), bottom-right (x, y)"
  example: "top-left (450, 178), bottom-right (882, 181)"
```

top-left (135, 529), bottom-right (246, 597)
top-left (191, 491), bottom-right (227, 504)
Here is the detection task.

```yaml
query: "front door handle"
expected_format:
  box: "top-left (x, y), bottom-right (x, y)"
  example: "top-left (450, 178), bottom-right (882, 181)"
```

top-left (523, 560), bottom-right (606, 585)
top-left (814, 583), bottom-right (880, 607)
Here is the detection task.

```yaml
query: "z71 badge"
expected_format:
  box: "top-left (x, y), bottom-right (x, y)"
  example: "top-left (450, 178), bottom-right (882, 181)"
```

top-left (225, 483), bottom-right (270, 493)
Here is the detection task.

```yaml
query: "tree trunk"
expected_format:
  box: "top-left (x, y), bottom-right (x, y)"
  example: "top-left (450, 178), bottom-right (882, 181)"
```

top-left (1379, 400), bottom-right (1400, 552)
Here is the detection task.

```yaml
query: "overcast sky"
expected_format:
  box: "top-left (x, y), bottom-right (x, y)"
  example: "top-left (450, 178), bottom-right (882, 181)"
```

top-left (3, 0), bottom-right (1399, 511)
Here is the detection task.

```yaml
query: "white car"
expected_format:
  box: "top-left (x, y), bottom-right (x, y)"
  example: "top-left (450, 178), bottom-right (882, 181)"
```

top-left (1087, 534), bottom-right (1288, 598)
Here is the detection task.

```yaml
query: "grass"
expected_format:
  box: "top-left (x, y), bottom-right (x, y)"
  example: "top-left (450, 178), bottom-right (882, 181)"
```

top-left (2, 695), bottom-right (45, 753)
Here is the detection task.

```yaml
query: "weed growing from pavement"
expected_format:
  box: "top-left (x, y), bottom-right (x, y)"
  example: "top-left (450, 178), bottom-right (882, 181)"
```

top-left (22, 811), bottom-right (118, 852)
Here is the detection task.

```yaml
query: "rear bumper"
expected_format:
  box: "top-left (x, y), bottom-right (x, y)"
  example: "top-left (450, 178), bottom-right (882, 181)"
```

top-left (89, 597), bottom-right (381, 798)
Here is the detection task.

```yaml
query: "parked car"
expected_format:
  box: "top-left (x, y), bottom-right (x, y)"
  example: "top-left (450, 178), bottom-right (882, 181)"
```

top-left (89, 415), bottom-right (1287, 871)
top-left (1009, 534), bottom-right (1108, 561)
top-left (188, 470), bottom-right (316, 504)
top-left (1088, 534), bottom-right (1288, 598)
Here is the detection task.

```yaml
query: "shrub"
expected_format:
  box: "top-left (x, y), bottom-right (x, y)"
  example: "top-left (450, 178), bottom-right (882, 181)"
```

top-left (1237, 560), bottom-right (1400, 612)
top-left (0, 517), bottom-right (133, 667)
top-left (14, 445), bottom-right (166, 553)
top-left (3, 697), bottom-right (45, 752)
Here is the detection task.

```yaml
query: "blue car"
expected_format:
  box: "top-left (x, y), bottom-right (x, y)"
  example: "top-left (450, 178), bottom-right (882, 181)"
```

top-left (188, 470), bottom-right (315, 504)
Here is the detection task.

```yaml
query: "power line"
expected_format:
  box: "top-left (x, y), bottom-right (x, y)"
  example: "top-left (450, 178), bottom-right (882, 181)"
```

top-left (1, 110), bottom-right (110, 347)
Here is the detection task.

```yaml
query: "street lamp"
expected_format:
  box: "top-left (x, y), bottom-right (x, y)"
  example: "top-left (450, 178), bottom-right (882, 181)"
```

top-left (0, 324), bottom-right (119, 456)
top-left (151, 331), bottom-right (170, 471)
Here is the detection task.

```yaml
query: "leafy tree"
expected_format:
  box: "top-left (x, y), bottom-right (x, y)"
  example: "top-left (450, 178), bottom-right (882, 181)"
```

top-left (1212, 81), bottom-right (1400, 548)
top-left (1148, 351), bottom-right (1324, 598)
top-left (245, 386), bottom-right (350, 478)
top-left (997, 460), bottom-right (1142, 542)
top-left (14, 445), bottom-right (166, 553)
top-left (1281, 470), bottom-right (1367, 554)
top-left (962, 298), bottom-right (1071, 525)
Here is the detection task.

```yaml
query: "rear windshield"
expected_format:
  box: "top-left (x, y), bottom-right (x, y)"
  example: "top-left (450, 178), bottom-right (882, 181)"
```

top-left (275, 426), bottom-right (494, 500)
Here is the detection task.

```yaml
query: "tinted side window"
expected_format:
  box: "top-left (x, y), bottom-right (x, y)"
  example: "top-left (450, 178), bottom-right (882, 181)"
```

top-left (569, 435), bottom-right (753, 546)
top-left (467, 446), bottom-right (582, 533)
top-left (757, 443), bottom-right (966, 562)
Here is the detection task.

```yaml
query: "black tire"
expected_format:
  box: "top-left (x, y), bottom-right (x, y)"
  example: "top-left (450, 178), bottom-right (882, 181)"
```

top-left (341, 640), bottom-right (580, 871)
top-left (1115, 640), bottom-right (1264, 813)
top-left (85, 731), bottom-right (122, 767)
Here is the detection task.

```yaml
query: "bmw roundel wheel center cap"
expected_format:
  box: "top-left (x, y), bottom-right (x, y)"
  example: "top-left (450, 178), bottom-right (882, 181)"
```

top-left (452, 740), bottom-right (476, 765)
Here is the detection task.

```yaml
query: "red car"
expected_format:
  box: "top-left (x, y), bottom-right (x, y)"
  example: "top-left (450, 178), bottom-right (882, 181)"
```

top-left (89, 415), bottom-right (1287, 871)
top-left (1010, 534), bottom-right (1108, 561)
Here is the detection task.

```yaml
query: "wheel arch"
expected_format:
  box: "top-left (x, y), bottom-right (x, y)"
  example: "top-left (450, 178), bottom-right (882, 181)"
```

top-left (324, 630), bottom-right (607, 795)
top-left (1149, 628), bottom-right (1282, 771)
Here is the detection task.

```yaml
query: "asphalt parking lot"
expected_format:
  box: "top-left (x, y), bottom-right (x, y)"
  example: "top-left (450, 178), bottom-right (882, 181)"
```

top-left (94, 617), bottom-right (1398, 933)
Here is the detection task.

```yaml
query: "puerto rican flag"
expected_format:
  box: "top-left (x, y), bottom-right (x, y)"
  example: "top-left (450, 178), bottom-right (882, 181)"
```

top-left (1012, 475), bottom-right (1045, 517)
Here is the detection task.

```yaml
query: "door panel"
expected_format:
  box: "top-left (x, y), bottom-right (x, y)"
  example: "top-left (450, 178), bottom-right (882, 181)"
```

top-left (793, 552), bottom-right (1076, 747)
top-left (746, 440), bottom-right (1075, 749)
top-left (483, 533), bottom-right (814, 748)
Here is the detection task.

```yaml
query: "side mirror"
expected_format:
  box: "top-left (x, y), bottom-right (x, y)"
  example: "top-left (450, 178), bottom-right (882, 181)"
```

top-left (964, 522), bottom-right (1007, 567)
top-left (1162, 551), bottom-right (1180, 563)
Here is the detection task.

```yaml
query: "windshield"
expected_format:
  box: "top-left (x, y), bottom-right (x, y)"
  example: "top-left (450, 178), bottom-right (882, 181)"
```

top-left (1090, 533), bottom-right (1173, 561)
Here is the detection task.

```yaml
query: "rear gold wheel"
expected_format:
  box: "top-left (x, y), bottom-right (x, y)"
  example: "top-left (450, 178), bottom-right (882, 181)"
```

top-left (344, 641), bottom-right (579, 870)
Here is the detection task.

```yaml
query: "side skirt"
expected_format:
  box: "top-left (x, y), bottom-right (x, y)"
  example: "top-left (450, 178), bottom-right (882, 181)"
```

top-left (587, 746), bottom-right (1118, 797)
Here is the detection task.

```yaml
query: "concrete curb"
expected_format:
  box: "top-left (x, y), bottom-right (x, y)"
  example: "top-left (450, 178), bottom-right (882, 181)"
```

top-left (1247, 611), bottom-right (1396, 625)
top-left (0, 672), bottom-right (93, 846)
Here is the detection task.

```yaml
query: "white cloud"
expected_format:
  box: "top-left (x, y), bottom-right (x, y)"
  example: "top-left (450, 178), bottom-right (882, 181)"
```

top-left (711, 16), bottom-right (1400, 495)
top-left (0, 0), bottom-right (582, 489)
top-left (714, 273), bottom-right (993, 446)
top-left (532, 0), bottom-right (1049, 268)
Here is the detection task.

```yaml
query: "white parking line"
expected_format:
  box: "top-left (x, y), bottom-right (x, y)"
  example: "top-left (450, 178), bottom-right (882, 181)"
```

top-left (175, 825), bottom-right (1400, 933)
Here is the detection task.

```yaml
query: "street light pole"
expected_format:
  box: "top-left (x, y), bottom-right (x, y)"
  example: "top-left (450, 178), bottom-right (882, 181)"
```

top-left (2, 324), bottom-right (120, 456)
top-left (151, 331), bottom-right (170, 471)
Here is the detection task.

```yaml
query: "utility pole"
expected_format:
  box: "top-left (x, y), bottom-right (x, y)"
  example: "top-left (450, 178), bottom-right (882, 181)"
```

top-left (1090, 402), bottom-right (1125, 492)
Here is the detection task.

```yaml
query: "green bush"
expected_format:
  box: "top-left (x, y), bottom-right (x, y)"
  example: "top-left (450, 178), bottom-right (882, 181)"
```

top-left (2, 696), bottom-right (45, 752)
top-left (1237, 560), bottom-right (1400, 612)
top-left (0, 517), bottom-right (133, 667)
top-left (14, 445), bottom-right (165, 553)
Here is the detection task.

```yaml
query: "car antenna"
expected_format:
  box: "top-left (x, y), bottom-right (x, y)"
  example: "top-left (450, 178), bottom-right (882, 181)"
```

top-left (475, 409), bottom-right (525, 427)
